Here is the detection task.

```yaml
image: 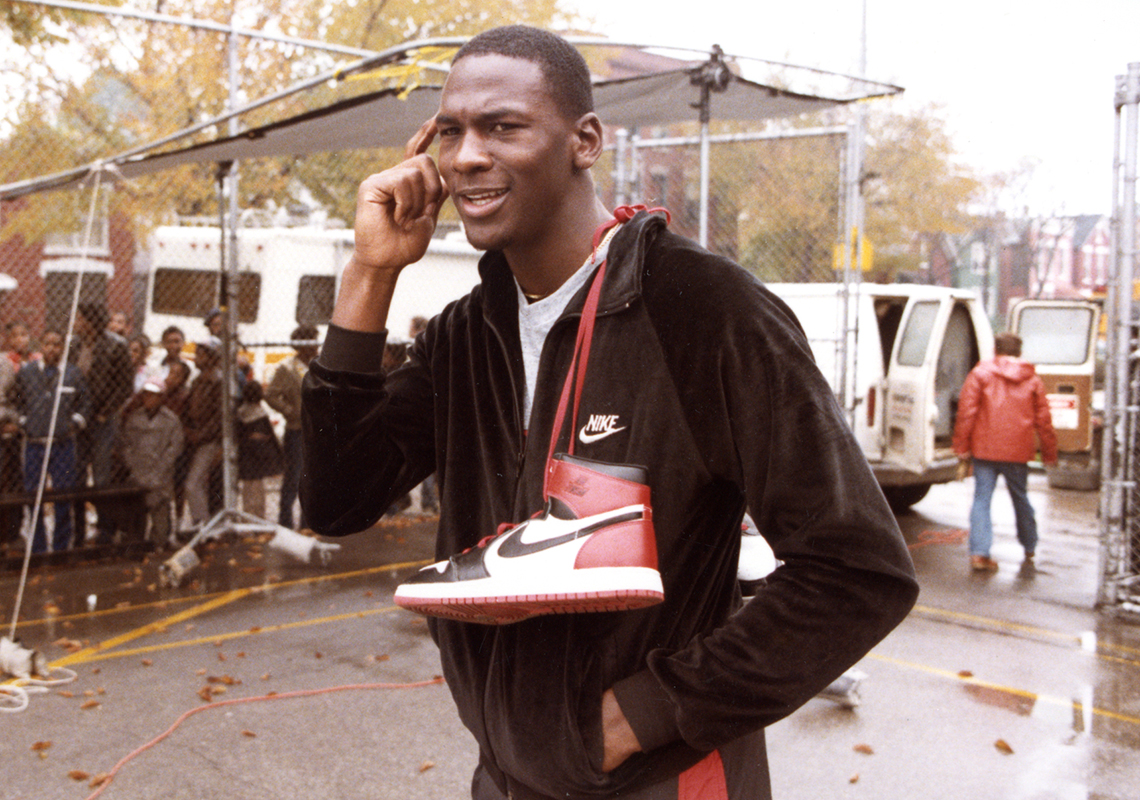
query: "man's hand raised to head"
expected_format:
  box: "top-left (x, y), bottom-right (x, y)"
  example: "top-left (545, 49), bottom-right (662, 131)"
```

top-left (352, 117), bottom-right (450, 275)
top-left (332, 117), bottom-right (450, 333)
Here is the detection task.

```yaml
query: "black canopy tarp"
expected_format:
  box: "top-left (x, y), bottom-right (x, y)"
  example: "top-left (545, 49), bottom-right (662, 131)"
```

top-left (0, 64), bottom-right (891, 200)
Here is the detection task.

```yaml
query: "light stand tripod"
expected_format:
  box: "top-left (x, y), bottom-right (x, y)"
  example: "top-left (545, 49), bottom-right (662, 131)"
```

top-left (159, 161), bottom-right (337, 587)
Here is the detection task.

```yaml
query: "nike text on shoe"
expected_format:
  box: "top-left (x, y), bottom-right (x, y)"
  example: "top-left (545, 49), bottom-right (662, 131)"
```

top-left (394, 454), bottom-right (663, 624)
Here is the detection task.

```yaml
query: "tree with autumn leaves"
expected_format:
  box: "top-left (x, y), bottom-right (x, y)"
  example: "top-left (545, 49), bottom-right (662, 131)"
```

top-left (3, 2), bottom-right (981, 285)
top-left (1, 0), bottom-right (569, 244)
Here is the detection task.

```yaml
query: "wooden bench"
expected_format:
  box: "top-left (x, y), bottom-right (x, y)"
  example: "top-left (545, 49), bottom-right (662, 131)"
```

top-left (0, 484), bottom-right (150, 568)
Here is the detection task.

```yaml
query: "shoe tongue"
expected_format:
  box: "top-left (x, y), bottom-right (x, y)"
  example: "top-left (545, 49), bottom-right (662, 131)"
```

top-left (547, 496), bottom-right (578, 521)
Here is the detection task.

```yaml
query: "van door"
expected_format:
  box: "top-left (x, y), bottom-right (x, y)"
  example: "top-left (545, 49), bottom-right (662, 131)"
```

top-left (1008, 299), bottom-right (1100, 456)
top-left (884, 298), bottom-right (944, 473)
top-left (882, 297), bottom-right (981, 475)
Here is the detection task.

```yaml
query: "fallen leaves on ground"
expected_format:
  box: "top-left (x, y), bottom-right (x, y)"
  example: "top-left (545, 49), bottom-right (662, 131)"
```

top-left (853, 744), bottom-right (874, 755)
top-left (994, 739), bottom-right (1014, 755)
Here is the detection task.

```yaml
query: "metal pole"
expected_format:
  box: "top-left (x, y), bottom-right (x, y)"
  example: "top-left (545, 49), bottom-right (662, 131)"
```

top-left (837, 122), bottom-right (856, 415)
top-left (14, 0), bottom-right (383, 58)
top-left (1100, 74), bottom-right (1126, 607)
top-left (698, 86), bottom-right (711, 248)
top-left (690, 46), bottom-right (729, 250)
top-left (614, 128), bottom-right (629, 207)
top-left (221, 25), bottom-right (241, 518)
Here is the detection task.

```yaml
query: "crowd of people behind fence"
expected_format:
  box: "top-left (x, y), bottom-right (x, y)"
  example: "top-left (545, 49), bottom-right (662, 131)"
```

top-left (0, 305), bottom-right (331, 558)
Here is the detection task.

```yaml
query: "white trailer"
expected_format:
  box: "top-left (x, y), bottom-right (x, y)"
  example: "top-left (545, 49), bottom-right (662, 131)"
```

top-left (142, 224), bottom-right (482, 377)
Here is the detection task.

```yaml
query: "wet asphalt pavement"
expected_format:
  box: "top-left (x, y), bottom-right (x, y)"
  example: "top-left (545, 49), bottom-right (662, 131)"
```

top-left (1, 473), bottom-right (1137, 800)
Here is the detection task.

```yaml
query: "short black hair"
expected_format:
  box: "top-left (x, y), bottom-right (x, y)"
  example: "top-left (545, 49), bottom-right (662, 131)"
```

top-left (78, 302), bottom-right (110, 331)
top-left (291, 323), bottom-right (318, 343)
top-left (162, 325), bottom-right (184, 340)
top-left (453, 26), bottom-right (593, 119)
top-left (994, 333), bottom-right (1022, 357)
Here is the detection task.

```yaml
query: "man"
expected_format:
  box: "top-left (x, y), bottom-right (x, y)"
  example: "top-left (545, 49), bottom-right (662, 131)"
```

top-left (14, 330), bottom-right (91, 554)
top-left (74, 302), bottom-right (133, 487)
top-left (265, 323), bottom-right (319, 529)
top-left (0, 345), bottom-right (20, 551)
top-left (156, 325), bottom-right (188, 381)
top-left (74, 302), bottom-right (133, 544)
top-left (182, 338), bottom-right (224, 529)
top-left (953, 332), bottom-right (1057, 572)
top-left (120, 380), bottom-right (184, 548)
top-left (302, 27), bottom-right (917, 800)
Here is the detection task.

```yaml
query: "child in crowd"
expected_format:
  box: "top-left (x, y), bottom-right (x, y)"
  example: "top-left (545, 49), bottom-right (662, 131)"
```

top-left (119, 381), bottom-right (184, 548)
top-left (5, 321), bottom-right (39, 369)
top-left (236, 380), bottom-right (283, 520)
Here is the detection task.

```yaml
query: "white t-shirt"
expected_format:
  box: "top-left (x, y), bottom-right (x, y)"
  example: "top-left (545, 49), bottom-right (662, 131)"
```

top-left (515, 234), bottom-right (615, 430)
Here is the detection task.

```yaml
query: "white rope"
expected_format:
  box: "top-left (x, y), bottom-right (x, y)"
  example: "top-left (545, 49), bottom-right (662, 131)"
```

top-left (0, 635), bottom-right (78, 712)
top-left (4, 165), bottom-right (108, 689)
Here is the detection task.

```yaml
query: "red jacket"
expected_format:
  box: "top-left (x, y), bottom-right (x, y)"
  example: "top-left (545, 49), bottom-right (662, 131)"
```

top-left (953, 356), bottom-right (1058, 464)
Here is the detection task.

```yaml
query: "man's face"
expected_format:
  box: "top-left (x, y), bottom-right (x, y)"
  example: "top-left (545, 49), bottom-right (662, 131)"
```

top-left (195, 346), bottom-right (217, 371)
top-left (75, 315), bottom-right (93, 339)
top-left (165, 361), bottom-right (189, 389)
top-left (41, 333), bottom-right (63, 366)
top-left (163, 331), bottom-right (184, 359)
top-left (129, 339), bottom-right (148, 366)
top-left (142, 390), bottom-right (163, 412)
top-left (436, 54), bottom-right (582, 253)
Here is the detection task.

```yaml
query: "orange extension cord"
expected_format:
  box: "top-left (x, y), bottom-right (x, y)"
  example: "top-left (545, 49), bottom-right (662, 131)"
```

top-left (84, 676), bottom-right (445, 799)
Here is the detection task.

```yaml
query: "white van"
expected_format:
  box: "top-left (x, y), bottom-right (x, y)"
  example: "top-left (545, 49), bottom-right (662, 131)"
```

top-left (143, 224), bottom-right (482, 377)
top-left (767, 283), bottom-right (994, 510)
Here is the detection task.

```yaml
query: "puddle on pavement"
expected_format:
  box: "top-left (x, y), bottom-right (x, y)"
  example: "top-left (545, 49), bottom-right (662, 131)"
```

top-left (0, 518), bottom-right (438, 648)
top-left (961, 677), bottom-right (1140, 750)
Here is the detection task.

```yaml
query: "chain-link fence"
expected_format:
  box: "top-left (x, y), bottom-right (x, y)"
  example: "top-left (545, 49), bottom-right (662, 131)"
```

top-left (1, 34), bottom-right (856, 562)
top-left (594, 127), bottom-right (848, 282)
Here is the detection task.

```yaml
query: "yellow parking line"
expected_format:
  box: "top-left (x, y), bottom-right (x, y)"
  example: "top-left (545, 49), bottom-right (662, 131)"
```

top-left (51, 589), bottom-right (251, 668)
top-left (869, 652), bottom-right (1140, 726)
top-left (68, 605), bottom-right (403, 664)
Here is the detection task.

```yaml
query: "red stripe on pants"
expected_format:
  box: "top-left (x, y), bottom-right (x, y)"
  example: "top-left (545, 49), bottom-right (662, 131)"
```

top-left (678, 750), bottom-right (729, 800)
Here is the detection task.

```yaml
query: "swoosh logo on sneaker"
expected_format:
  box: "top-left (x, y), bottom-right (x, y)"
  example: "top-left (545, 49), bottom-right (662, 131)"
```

top-left (496, 511), bottom-right (644, 559)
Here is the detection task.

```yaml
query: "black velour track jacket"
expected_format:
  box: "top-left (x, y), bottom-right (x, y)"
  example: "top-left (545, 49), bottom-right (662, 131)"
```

top-left (301, 209), bottom-right (919, 800)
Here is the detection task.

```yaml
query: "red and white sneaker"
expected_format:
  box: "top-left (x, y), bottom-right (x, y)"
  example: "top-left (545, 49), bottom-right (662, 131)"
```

top-left (394, 454), bottom-right (663, 624)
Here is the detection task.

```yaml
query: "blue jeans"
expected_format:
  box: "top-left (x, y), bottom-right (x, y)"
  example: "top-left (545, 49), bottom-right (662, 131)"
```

top-left (24, 439), bottom-right (80, 554)
top-left (278, 428), bottom-right (304, 529)
top-left (969, 459), bottom-right (1037, 558)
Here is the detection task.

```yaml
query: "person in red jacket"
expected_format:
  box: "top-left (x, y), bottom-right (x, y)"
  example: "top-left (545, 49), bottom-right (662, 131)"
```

top-left (953, 332), bottom-right (1058, 572)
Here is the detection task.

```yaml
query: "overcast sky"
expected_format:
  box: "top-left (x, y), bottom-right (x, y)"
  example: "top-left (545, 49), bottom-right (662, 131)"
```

top-left (568, 0), bottom-right (1140, 217)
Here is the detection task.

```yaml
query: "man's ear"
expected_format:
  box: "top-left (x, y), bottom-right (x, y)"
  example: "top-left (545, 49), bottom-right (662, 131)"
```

top-left (571, 112), bottom-right (605, 171)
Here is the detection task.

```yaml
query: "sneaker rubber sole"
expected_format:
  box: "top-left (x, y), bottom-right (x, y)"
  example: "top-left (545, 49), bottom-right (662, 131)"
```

top-left (394, 567), bottom-right (664, 624)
